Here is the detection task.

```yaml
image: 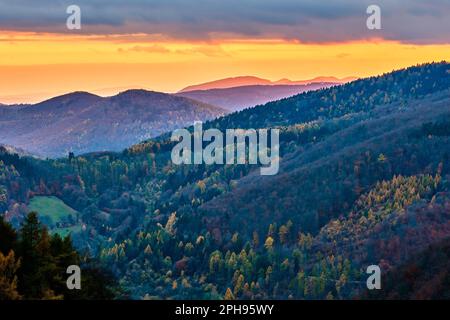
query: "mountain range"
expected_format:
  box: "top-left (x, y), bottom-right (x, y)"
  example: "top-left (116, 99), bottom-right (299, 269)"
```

top-left (176, 83), bottom-right (337, 111)
top-left (0, 90), bottom-right (224, 158)
top-left (177, 75), bottom-right (357, 111)
top-left (0, 75), bottom-right (353, 157)
top-left (178, 75), bottom-right (357, 92)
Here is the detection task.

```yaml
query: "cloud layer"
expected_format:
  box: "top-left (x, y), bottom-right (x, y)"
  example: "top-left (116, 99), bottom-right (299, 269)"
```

top-left (0, 0), bottom-right (449, 43)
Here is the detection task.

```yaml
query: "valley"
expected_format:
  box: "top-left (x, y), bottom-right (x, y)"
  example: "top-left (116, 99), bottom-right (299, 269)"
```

top-left (0, 62), bottom-right (449, 300)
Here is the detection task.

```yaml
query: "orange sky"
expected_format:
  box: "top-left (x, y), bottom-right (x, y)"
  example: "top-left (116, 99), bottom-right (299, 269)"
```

top-left (1, 32), bottom-right (449, 104)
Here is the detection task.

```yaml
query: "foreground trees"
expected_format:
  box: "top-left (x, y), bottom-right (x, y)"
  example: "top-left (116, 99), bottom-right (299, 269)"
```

top-left (0, 212), bottom-right (117, 300)
top-left (0, 250), bottom-right (20, 300)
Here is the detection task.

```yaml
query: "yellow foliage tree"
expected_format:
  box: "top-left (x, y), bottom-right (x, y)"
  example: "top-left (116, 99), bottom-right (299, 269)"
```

top-left (264, 236), bottom-right (274, 250)
top-left (224, 287), bottom-right (235, 300)
top-left (0, 250), bottom-right (21, 300)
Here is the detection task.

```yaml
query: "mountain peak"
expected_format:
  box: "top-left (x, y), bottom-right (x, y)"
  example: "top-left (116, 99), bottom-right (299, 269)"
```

top-left (178, 76), bottom-right (272, 92)
top-left (117, 89), bottom-right (159, 96)
top-left (33, 91), bottom-right (103, 108)
top-left (47, 91), bottom-right (100, 100)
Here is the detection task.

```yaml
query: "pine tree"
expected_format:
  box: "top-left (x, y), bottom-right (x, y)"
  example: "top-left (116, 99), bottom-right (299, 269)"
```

top-left (234, 274), bottom-right (245, 296)
top-left (144, 244), bottom-right (153, 255)
top-left (279, 225), bottom-right (289, 244)
top-left (252, 231), bottom-right (259, 248)
top-left (224, 287), bottom-right (235, 300)
top-left (0, 216), bottom-right (17, 255)
top-left (18, 212), bottom-right (43, 298)
top-left (165, 212), bottom-right (177, 235)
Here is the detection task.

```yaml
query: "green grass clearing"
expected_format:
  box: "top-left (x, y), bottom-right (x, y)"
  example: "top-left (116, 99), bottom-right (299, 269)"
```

top-left (28, 196), bottom-right (78, 226)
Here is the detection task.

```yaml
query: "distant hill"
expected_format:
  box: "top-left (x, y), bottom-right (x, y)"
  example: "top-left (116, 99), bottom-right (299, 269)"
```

top-left (274, 76), bottom-right (358, 85)
top-left (176, 83), bottom-right (337, 111)
top-left (178, 75), bottom-right (356, 93)
top-left (0, 90), bottom-right (224, 158)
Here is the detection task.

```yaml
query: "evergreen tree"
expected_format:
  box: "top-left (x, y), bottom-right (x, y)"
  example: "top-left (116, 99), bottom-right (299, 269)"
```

top-left (18, 212), bottom-right (43, 298)
top-left (0, 216), bottom-right (17, 255)
top-left (224, 287), bottom-right (235, 300)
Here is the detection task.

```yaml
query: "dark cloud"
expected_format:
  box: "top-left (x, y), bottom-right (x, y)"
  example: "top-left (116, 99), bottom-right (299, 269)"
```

top-left (0, 0), bottom-right (449, 44)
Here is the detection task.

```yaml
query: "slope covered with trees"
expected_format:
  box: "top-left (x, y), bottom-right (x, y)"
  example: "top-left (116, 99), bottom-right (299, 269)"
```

top-left (0, 62), bottom-right (449, 299)
top-left (365, 237), bottom-right (450, 300)
top-left (0, 212), bottom-right (118, 300)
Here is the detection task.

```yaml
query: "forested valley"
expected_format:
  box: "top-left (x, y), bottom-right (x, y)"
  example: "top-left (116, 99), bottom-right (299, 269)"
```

top-left (1, 62), bottom-right (449, 299)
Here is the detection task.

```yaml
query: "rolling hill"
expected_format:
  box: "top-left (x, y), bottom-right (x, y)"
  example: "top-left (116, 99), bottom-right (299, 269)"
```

top-left (0, 90), bottom-right (224, 158)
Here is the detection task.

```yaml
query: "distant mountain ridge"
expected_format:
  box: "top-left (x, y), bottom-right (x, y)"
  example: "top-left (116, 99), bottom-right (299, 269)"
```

top-left (178, 75), bottom-right (357, 92)
top-left (0, 89), bottom-right (224, 158)
top-left (177, 83), bottom-right (339, 111)
top-left (273, 76), bottom-right (357, 85)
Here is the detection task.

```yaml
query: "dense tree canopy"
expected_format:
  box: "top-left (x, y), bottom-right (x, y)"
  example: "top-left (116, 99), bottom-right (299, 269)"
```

top-left (0, 62), bottom-right (449, 299)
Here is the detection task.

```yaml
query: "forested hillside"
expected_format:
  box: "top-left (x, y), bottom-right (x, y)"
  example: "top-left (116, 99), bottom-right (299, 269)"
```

top-left (366, 237), bottom-right (450, 300)
top-left (0, 212), bottom-right (118, 299)
top-left (0, 62), bottom-right (449, 299)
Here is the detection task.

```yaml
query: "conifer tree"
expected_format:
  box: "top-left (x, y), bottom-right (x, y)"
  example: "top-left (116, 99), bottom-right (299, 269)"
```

top-left (224, 287), bottom-right (235, 300)
top-left (18, 212), bottom-right (43, 298)
top-left (0, 216), bottom-right (16, 255)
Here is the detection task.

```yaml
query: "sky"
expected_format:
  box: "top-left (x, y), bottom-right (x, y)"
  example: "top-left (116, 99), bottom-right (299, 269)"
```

top-left (0, 0), bottom-right (449, 104)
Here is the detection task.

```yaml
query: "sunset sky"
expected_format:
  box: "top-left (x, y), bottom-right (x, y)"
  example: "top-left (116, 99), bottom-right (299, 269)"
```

top-left (0, 0), bottom-right (449, 104)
